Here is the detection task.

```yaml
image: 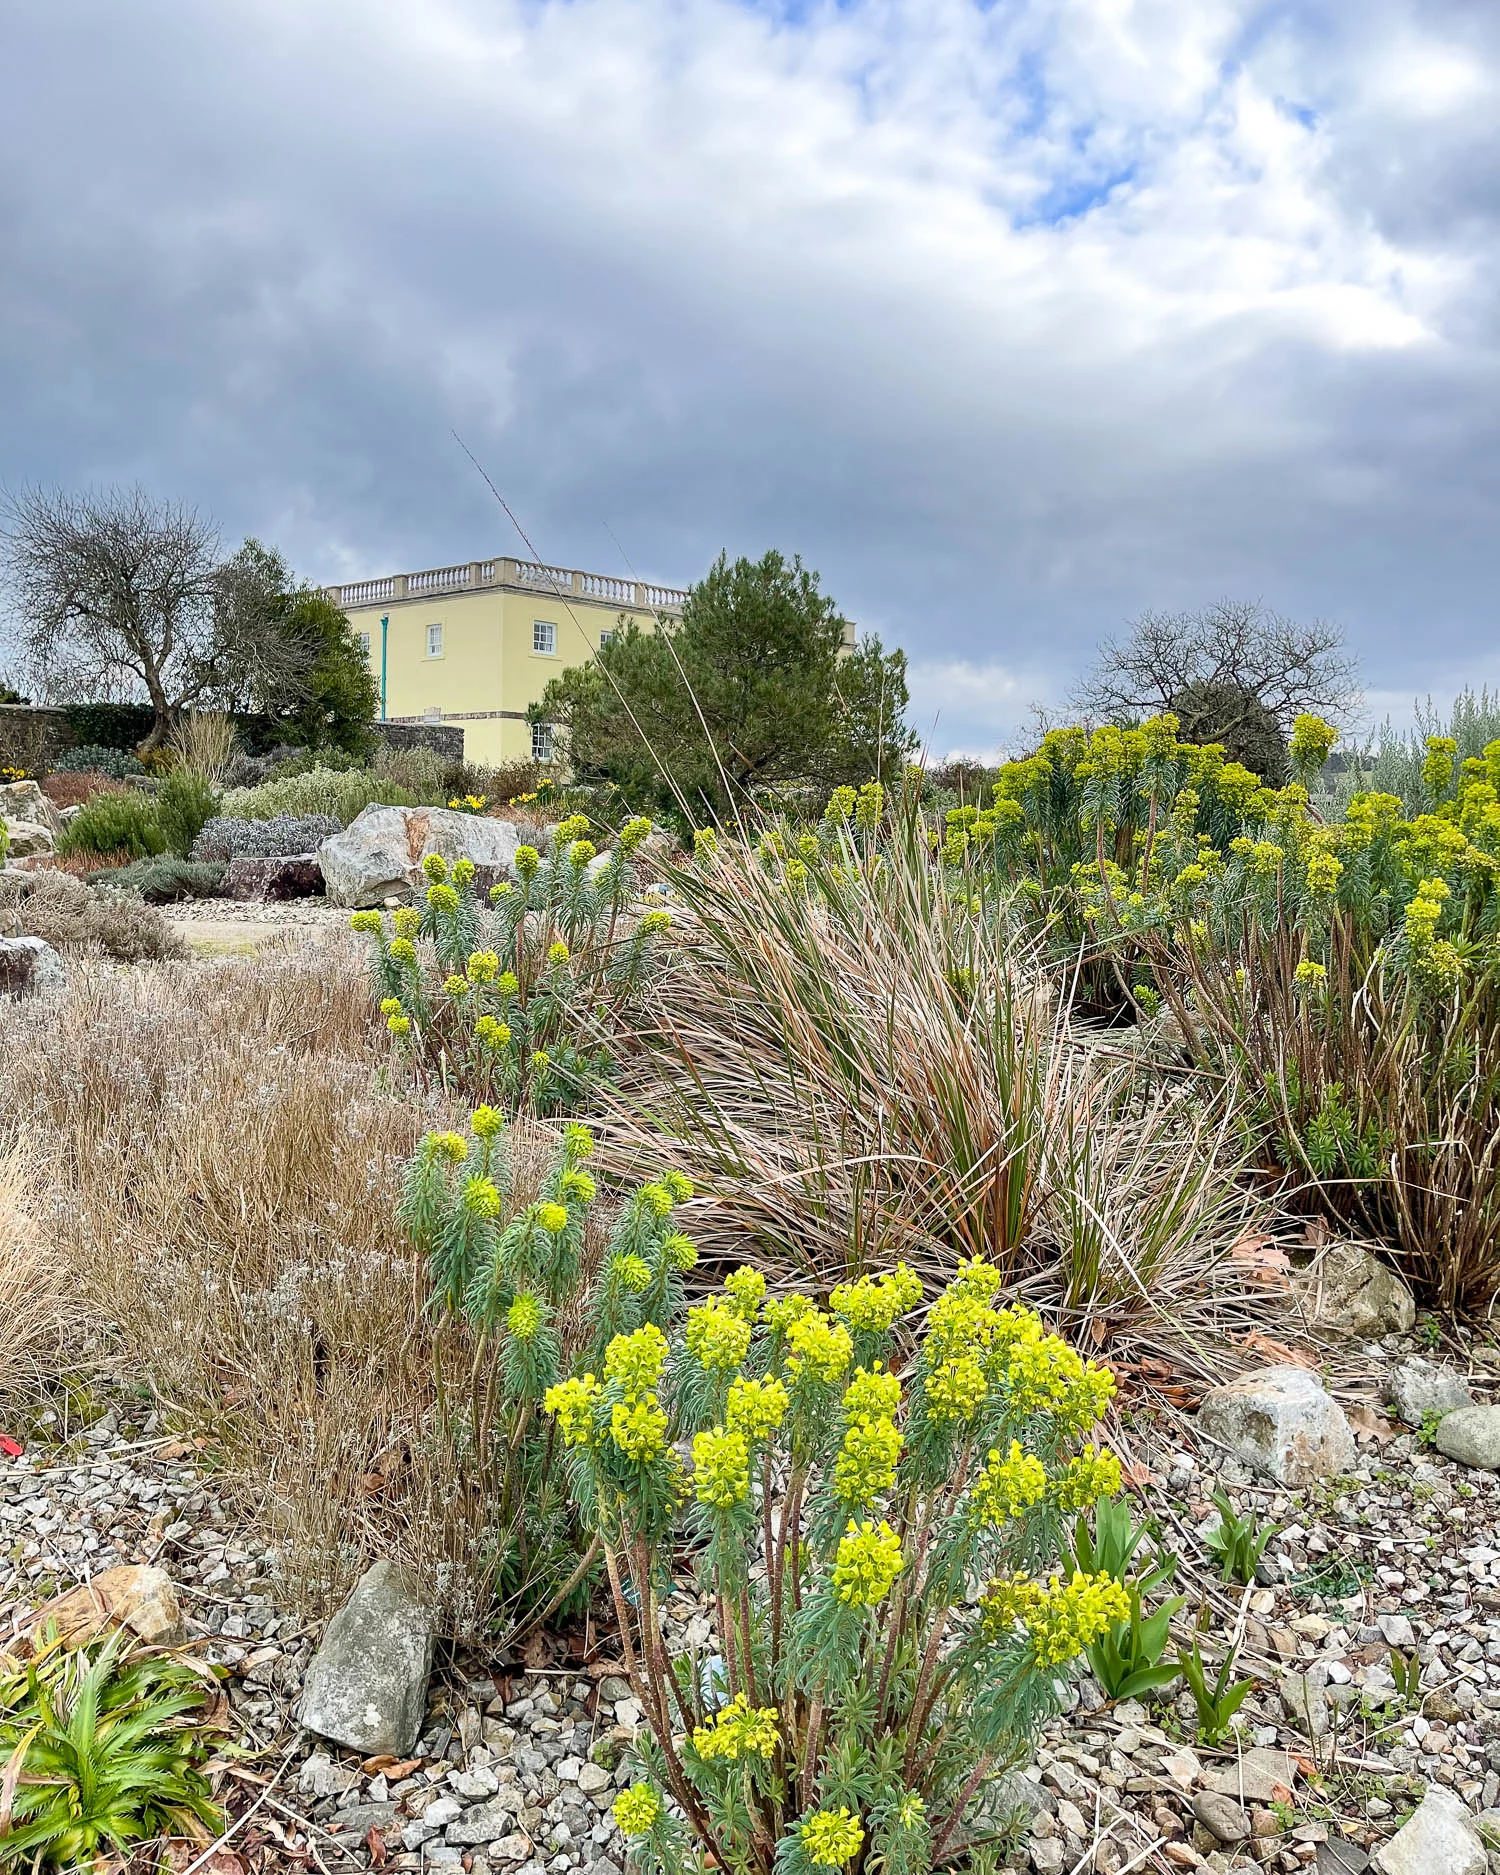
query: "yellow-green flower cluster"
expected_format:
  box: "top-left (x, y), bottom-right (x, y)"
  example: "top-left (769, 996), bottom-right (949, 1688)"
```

top-left (427, 882), bottom-right (460, 913)
top-left (619, 816), bottom-right (654, 851)
top-left (444, 973), bottom-right (467, 998)
top-left (662, 1232), bottom-right (698, 1271)
top-left (991, 1306), bottom-right (1115, 1431)
top-left (841, 1366), bottom-right (901, 1421)
top-left (547, 940), bottom-right (570, 966)
top-left (452, 857), bottom-right (475, 885)
top-left (380, 997), bottom-right (403, 1017)
top-left (763, 1294), bottom-right (816, 1336)
top-left (921, 1282), bottom-right (1000, 1423)
top-left (693, 828), bottom-right (719, 857)
top-left (830, 1263), bottom-right (922, 1334)
top-left (969, 1441), bottom-right (1046, 1525)
top-left (604, 1323), bottom-right (669, 1397)
top-left (471, 1104), bottom-right (504, 1139)
top-left (854, 781), bottom-right (884, 831)
top-left (662, 1170), bottom-right (693, 1201)
top-left (388, 937), bottom-right (417, 965)
top-left (1053, 1445), bottom-right (1122, 1512)
top-left (685, 1300), bottom-right (752, 1372)
top-left (568, 839), bottom-right (596, 867)
top-left (560, 1168), bottom-right (596, 1205)
top-left (392, 906), bottom-right (421, 938)
top-left (825, 785), bottom-right (856, 823)
top-left (726, 1374), bottom-right (788, 1442)
top-left (638, 908), bottom-right (672, 935)
top-left (785, 1310), bottom-right (853, 1386)
top-left (612, 1253), bottom-right (651, 1293)
top-left (387, 1014), bottom-right (411, 1036)
top-left (536, 1202), bottom-right (569, 1234)
top-left (610, 1395), bottom-right (670, 1462)
top-left (831, 1519), bottom-right (904, 1605)
top-left (723, 1266), bottom-right (765, 1322)
top-left (801, 1810), bottom-right (865, 1869)
top-left (350, 909), bottom-right (382, 933)
top-left (832, 1411), bottom-right (903, 1508)
top-left (515, 845), bottom-right (540, 878)
top-left (638, 1182), bottom-right (673, 1218)
top-left (429, 1130), bottom-right (468, 1162)
top-left (612, 1785), bottom-right (660, 1836)
top-left (464, 1176), bottom-right (503, 1218)
top-left (467, 949), bottom-right (500, 983)
top-left (507, 1293), bottom-right (543, 1341)
top-left (1289, 713), bottom-right (1338, 774)
top-left (1023, 1572), bottom-right (1130, 1667)
top-left (544, 1374), bottom-right (601, 1445)
top-left (690, 1691), bottom-right (779, 1761)
top-left (1293, 959), bottom-right (1327, 987)
top-left (691, 1426), bottom-right (750, 1508)
top-left (475, 1015), bottom-right (512, 1048)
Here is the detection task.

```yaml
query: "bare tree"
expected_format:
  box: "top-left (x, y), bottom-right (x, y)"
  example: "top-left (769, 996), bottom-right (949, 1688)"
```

top-left (1073, 599), bottom-right (1361, 734)
top-left (1, 485), bottom-right (267, 748)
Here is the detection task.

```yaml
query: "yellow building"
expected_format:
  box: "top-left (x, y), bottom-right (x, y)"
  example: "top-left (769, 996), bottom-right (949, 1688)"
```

top-left (323, 555), bottom-right (690, 766)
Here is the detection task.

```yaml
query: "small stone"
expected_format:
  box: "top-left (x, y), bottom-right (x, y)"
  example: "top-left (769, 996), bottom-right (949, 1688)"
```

top-left (1434, 1406), bottom-right (1500, 1472)
top-left (449, 1801), bottom-right (530, 1846)
top-left (1280, 1665), bottom-right (1331, 1739)
top-left (489, 1835), bottom-right (533, 1864)
top-left (1198, 1367), bottom-right (1356, 1486)
top-left (0, 934), bottom-right (66, 998)
top-left (1383, 1358), bottom-right (1474, 1428)
top-left (422, 1798), bottom-right (464, 1830)
top-left (1371, 1785), bottom-right (1485, 1875)
top-left (299, 1560), bottom-right (434, 1756)
top-left (452, 1768), bottom-right (501, 1799)
top-left (1029, 1840), bottom-right (1064, 1874)
top-left (1377, 1614), bottom-right (1416, 1649)
top-left (2, 819), bottom-right (55, 858)
top-left (26, 1564), bottom-right (186, 1648)
top-left (1294, 1242), bottom-right (1415, 1339)
top-left (595, 1677), bottom-right (632, 1704)
top-left (299, 1753), bottom-right (359, 1799)
top-left (1200, 1750), bottom-right (1297, 1805)
top-left (1193, 1792), bottom-right (1250, 1843)
top-left (575, 1763), bottom-right (612, 1796)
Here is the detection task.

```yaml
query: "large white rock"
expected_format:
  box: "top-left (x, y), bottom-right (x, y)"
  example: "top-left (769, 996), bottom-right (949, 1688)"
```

top-left (0, 780), bottom-right (64, 839)
top-left (0, 935), bottom-right (66, 998)
top-left (1383, 1357), bottom-right (1474, 1428)
top-left (1198, 1365), bottom-right (1356, 1486)
top-left (299, 1560), bottom-right (433, 1754)
top-left (1373, 1785), bottom-right (1485, 1875)
top-left (3, 818), bottom-right (55, 858)
top-left (1293, 1241), bottom-right (1415, 1339)
top-left (317, 805), bottom-right (527, 909)
top-left (1434, 1404), bottom-right (1500, 1472)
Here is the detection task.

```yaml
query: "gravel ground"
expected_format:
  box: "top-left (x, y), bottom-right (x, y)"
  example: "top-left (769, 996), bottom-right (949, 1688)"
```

top-left (7, 1338), bottom-right (1500, 1875)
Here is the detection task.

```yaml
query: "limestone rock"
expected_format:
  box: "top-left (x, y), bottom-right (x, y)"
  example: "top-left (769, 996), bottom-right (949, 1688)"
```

top-left (299, 1560), bottom-right (434, 1755)
top-left (448, 1800), bottom-right (531, 1846)
top-left (1294, 1241), bottom-right (1415, 1339)
top-left (1192, 1792), bottom-right (1250, 1843)
top-left (1434, 1404), bottom-right (1500, 1472)
top-left (1198, 1365), bottom-right (1356, 1486)
top-left (1199, 1749), bottom-right (1297, 1805)
top-left (317, 806), bottom-right (527, 909)
top-left (223, 854), bottom-right (324, 901)
top-left (1372, 1785), bottom-right (1485, 1875)
top-left (24, 1563), bottom-right (186, 1649)
top-left (0, 935), bottom-right (66, 998)
top-left (3, 819), bottom-right (55, 858)
top-left (1383, 1357), bottom-right (1474, 1428)
top-left (0, 781), bottom-right (64, 839)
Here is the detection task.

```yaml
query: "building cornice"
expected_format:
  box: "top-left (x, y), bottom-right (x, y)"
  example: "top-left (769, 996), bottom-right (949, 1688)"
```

top-left (325, 556), bottom-right (689, 615)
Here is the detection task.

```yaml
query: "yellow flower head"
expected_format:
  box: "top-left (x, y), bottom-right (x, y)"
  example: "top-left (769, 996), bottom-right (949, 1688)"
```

top-left (612, 1785), bottom-right (660, 1837)
top-left (388, 937), bottom-right (417, 965)
top-left (548, 940), bottom-right (571, 966)
top-left (507, 1292), bottom-right (543, 1341)
top-left (560, 1168), bottom-right (596, 1205)
top-left (663, 1170), bottom-right (694, 1202)
top-left (801, 1811), bottom-right (865, 1870)
top-left (556, 814), bottom-right (591, 843)
top-left (1054, 1446), bottom-right (1122, 1512)
top-left (387, 1013), bottom-right (411, 1036)
top-left (693, 827), bottom-right (719, 857)
top-left (471, 1104), bottom-right (504, 1139)
top-left (392, 906), bottom-right (421, 938)
top-left (691, 1691), bottom-right (780, 1760)
top-left (350, 909), bottom-right (383, 934)
top-left (831, 1265), bottom-right (922, 1335)
top-left (515, 845), bottom-right (541, 879)
top-left (531, 1049), bottom-right (551, 1071)
top-left (685, 1300), bottom-right (752, 1372)
top-left (604, 1322), bottom-right (670, 1397)
top-left (831, 1519), bottom-right (904, 1605)
top-left (692, 1426), bottom-right (750, 1508)
top-left (662, 1231), bottom-right (698, 1271)
top-left (970, 1441), bottom-right (1047, 1525)
top-left (427, 882), bottom-right (460, 913)
top-left (726, 1374), bottom-right (789, 1442)
top-left (785, 1310), bottom-right (853, 1386)
top-left (1023, 1571), bottom-right (1131, 1667)
top-left (379, 996), bottom-right (403, 1017)
top-left (723, 1266), bottom-right (766, 1322)
top-left (475, 1015), bottom-right (512, 1048)
top-left (613, 1253), bottom-right (652, 1293)
top-left (568, 839), bottom-right (596, 868)
top-left (610, 1394), bottom-right (669, 1463)
top-left (429, 1130), bottom-right (469, 1163)
top-left (536, 1202), bottom-right (569, 1234)
top-left (619, 815), bottom-right (654, 851)
top-left (565, 1122), bottom-right (595, 1159)
top-left (832, 1413), bottom-right (903, 1508)
top-left (543, 1373), bottom-right (601, 1445)
top-left (638, 908), bottom-right (672, 935)
top-left (422, 852), bottom-right (449, 883)
top-left (639, 1181), bottom-right (674, 1218)
top-left (490, 880), bottom-right (513, 900)
top-left (764, 1294), bottom-right (816, 1336)
top-left (977, 1572), bottom-right (1045, 1641)
top-left (452, 857), bottom-right (475, 886)
top-left (464, 1176), bottom-right (503, 1219)
top-left (444, 973), bottom-right (468, 998)
top-left (467, 949), bottom-right (501, 984)
top-left (842, 1366), bottom-right (901, 1423)
top-left (1293, 959), bottom-right (1327, 988)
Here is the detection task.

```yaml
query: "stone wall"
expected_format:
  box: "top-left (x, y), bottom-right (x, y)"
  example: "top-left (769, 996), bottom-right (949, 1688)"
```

top-left (0, 705), bottom-right (462, 772)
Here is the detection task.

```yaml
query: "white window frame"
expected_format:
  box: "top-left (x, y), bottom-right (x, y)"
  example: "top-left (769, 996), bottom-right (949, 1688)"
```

top-left (531, 721), bottom-right (555, 762)
top-left (355, 630), bottom-right (371, 655)
top-left (533, 619), bottom-right (557, 655)
top-left (599, 628), bottom-right (615, 648)
top-left (426, 622), bottom-right (444, 659)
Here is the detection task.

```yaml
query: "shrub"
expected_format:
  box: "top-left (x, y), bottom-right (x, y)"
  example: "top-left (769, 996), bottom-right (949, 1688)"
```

top-left (50, 744), bottom-right (146, 779)
top-left (0, 870), bottom-right (187, 962)
top-left (0, 1629), bottom-right (223, 1866)
top-left (547, 1259), bottom-right (1127, 1875)
top-left (56, 790), bottom-right (164, 862)
top-left (373, 741), bottom-right (448, 799)
top-left (89, 856), bottom-right (227, 902)
top-left (350, 813), bottom-right (672, 1114)
top-left (192, 812), bottom-right (341, 861)
top-left (168, 708), bottom-right (237, 783)
top-left (41, 771), bottom-right (129, 811)
top-left (220, 765), bottom-right (419, 826)
top-left (156, 766), bottom-right (222, 858)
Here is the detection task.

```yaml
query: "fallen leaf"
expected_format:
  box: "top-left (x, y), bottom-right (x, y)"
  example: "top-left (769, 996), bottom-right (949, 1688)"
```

top-left (361, 1754), bottom-right (400, 1776)
top-left (359, 1472), bottom-right (388, 1496)
top-left (522, 1631), bottom-right (552, 1671)
top-left (1242, 1332), bottom-right (1318, 1370)
top-left (156, 1439), bottom-right (194, 1460)
top-left (1301, 1217), bottom-right (1330, 1249)
top-left (1119, 1459), bottom-right (1154, 1488)
top-left (385, 1758), bottom-right (424, 1781)
top-left (1346, 1404), bottom-right (1399, 1446)
top-left (366, 1827), bottom-right (388, 1869)
top-left (1230, 1234), bottom-right (1293, 1290)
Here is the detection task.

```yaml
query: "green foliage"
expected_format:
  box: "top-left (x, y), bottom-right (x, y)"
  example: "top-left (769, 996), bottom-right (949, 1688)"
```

top-left (156, 765), bottom-right (222, 858)
top-left (1203, 1490), bottom-right (1276, 1585)
top-left (1177, 1633), bottom-right (1255, 1746)
top-left (546, 1259), bottom-right (1129, 1875)
top-left (59, 702), bottom-right (158, 754)
top-left (1084, 1580), bottom-right (1185, 1701)
top-left (1389, 1647), bottom-right (1421, 1704)
top-left (0, 1628), bottom-right (223, 1866)
top-left (272, 588), bottom-right (380, 757)
top-left (87, 856), bottom-right (226, 902)
top-left (51, 743), bottom-right (147, 778)
top-left (1063, 1495), bottom-right (1177, 1595)
top-left (221, 764), bottom-right (419, 825)
top-left (57, 789), bottom-right (165, 861)
top-left (352, 815), bottom-right (673, 1113)
top-left (537, 550), bottom-right (915, 824)
top-left (398, 1111), bottom-right (691, 1630)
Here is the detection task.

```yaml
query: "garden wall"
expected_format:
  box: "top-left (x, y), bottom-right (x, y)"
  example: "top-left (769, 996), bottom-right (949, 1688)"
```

top-left (0, 704), bottom-right (462, 771)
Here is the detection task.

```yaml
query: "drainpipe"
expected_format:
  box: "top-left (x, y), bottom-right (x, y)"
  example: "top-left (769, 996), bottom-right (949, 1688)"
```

top-left (380, 614), bottom-right (389, 721)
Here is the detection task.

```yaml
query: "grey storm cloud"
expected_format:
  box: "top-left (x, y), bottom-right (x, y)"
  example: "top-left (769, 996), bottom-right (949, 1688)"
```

top-left (2, 0), bottom-right (1499, 754)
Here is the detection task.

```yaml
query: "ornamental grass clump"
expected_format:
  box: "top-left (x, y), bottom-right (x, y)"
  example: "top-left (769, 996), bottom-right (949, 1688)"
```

top-left (353, 814), bottom-right (674, 1113)
top-left (547, 1257), bottom-right (1127, 1875)
top-left (399, 1111), bottom-right (697, 1632)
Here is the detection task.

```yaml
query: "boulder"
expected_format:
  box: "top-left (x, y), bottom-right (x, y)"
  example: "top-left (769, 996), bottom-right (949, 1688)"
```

top-left (1434, 1404), bottom-right (1500, 1472)
top-left (1372, 1785), bottom-right (1485, 1875)
top-left (23, 1564), bottom-right (186, 1650)
top-left (300, 1559), bottom-right (433, 1755)
top-left (3, 818), bottom-right (55, 858)
top-left (223, 854), bottom-right (324, 901)
top-left (0, 935), bottom-right (65, 998)
top-left (317, 806), bottom-right (526, 909)
top-left (0, 781), bottom-right (64, 839)
top-left (1293, 1241), bottom-right (1415, 1339)
top-left (1383, 1357), bottom-right (1474, 1428)
top-left (1198, 1365), bottom-right (1356, 1486)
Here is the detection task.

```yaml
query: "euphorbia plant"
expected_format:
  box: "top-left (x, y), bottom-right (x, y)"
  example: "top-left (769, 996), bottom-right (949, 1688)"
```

top-left (545, 1258), bottom-right (1129, 1875)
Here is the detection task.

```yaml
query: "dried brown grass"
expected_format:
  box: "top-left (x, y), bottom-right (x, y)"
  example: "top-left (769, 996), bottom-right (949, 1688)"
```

top-left (0, 869), bottom-right (187, 961)
top-left (0, 1150), bottom-right (66, 1403)
top-left (0, 941), bottom-right (559, 1626)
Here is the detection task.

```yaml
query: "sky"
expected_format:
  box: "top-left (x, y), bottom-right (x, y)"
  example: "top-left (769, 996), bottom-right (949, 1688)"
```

top-left (1, 0), bottom-right (1497, 757)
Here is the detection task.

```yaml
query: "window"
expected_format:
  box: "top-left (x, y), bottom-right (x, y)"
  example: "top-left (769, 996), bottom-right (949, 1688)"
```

top-left (532, 721), bottom-right (555, 762)
top-left (355, 631), bottom-right (370, 655)
top-left (426, 622), bottom-right (443, 658)
top-left (599, 629), bottom-right (615, 648)
top-left (533, 619), bottom-right (557, 654)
